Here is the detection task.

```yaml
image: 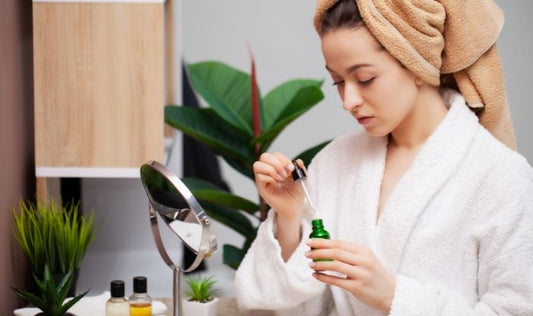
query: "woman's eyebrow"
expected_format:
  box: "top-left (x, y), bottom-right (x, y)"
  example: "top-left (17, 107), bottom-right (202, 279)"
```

top-left (325, 63), bottom-right (373, 74)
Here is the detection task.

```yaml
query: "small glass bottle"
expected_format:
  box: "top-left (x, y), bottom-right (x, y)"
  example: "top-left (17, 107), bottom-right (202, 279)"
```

top-left (309, 218), bottom-right (330, 240)
top-left (106, 280), bottom-right (129, 316)
top-left (129, 276), bottom-right (152, 316)
top-left (309, 218), bottom-right (332, 262)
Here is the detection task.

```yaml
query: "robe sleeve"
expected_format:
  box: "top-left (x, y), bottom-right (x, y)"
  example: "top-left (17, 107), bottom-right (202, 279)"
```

top-left (234, 209), bottom-right (327, 311)
top-left (389, 178), bottom-right (533, 316)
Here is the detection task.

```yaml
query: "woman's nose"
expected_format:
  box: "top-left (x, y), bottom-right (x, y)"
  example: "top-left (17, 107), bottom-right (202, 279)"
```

top-left (342, 84), bottom-right (363, 111)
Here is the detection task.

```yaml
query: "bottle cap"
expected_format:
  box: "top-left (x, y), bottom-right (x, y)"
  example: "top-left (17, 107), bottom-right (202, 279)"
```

top-left (110, 280), bottom-right (125, 298)
top-left (291, 160), bottom-right (307, 182)
top-left (133, 276), bottom-right (147, 293)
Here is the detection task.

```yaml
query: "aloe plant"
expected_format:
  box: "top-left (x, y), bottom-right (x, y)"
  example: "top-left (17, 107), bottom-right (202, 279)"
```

top-left (166, 59), bottom-right (330, 269)
top-left (184, 275), bottom-right (218, 303)
top-left (12, 265), bottom-right (88, 316)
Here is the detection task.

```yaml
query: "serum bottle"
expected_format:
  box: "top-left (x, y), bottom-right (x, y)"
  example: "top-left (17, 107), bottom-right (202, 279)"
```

top-left (106, 280), bottom-right (129, 316)
top-left (309, 218), bottom-right (332, 261)
top-left (129, 276), bottom-right (152, 316)
top-left (291, 160), bottom-right (332, 261)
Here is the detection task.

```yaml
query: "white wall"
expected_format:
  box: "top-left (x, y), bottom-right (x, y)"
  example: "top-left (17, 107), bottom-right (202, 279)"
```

top-left (77, 0), bottom-right (533, 299)
top-left (495, 0), bottom-right (533, 160)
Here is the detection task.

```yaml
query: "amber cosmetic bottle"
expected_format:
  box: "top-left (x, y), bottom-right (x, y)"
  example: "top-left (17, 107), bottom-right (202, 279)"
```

top-left (129, 276), bottom-right (152, 316)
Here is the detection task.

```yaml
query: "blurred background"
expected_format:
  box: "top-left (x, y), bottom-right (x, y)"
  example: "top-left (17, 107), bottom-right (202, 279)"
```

top-left (2, 0), bottom-right (532, 309)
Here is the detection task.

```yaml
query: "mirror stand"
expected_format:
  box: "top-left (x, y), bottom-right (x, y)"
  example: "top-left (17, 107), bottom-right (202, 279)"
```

top-left (172, 267), bottom-right (182, 316)
top-left (149, 204), bottom-right (210, 316)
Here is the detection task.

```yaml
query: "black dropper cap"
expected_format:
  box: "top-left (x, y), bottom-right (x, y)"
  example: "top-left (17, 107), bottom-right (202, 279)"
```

top-left (291, 160), bottom-right (307, 182)
top-left (133, 276), bottom-right (147, 293)
top-left (110, 280), bottom-right (125, 298)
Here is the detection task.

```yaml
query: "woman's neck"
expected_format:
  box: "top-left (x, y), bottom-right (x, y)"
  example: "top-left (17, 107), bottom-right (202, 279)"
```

top-left (389, 86), bottom-right (448, 150)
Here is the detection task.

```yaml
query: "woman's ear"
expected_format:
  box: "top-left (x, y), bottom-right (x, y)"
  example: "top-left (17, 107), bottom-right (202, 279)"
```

top-left (415, 77), bottom-right (424, 86)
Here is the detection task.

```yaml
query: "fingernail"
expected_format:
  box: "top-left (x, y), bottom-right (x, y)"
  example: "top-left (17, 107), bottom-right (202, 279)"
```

top-left (277, 173), bottom-right (284, 181)
top-left (280, 169), bottom-right (288, 178)
top-left (304, 251), bottom-right (311, 257)
top-left (287, 163), bottom-right (295, 171)
top-left (309, 262), bottom-right (316, 268)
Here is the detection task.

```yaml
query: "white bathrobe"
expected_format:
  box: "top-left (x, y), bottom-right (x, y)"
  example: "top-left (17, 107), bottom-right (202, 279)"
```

top-left (234, 92), bottom-right (533, 315)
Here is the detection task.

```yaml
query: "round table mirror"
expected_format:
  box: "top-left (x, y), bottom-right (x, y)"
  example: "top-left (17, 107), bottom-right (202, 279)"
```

top-left (140, 160), bottom-right (217, 316)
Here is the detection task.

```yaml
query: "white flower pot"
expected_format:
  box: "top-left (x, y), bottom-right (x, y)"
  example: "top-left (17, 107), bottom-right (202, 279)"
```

top-left (182, 297), bottom-right (219, 316)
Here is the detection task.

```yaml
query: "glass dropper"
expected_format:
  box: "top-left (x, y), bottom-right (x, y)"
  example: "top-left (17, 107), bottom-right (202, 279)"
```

top-left (291, 160), bottom-right (318, 218)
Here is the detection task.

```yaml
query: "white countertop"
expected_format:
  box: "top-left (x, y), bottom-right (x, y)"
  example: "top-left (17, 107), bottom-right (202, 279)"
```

top-left (13, 292), bottom-right (168, 316)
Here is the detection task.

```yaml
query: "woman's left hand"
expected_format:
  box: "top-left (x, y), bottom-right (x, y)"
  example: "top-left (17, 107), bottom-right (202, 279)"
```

top-left (305, 239), bottom-right (397, 313)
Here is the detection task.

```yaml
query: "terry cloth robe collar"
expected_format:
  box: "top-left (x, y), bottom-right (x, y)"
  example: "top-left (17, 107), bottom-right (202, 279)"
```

top-left (340, 91), bottom-right (479, 272)
top-left (336, 91), bottom-right (480, 314)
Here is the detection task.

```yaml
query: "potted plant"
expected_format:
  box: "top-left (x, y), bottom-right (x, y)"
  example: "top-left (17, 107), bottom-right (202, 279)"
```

top-left (182, 275), bottom-right (219, 316)
top-left (165, 58), bottom-right (330, 269)
top-left (12, 265), bottom-right (88, 316)
top-left (12, 199), bottom-right (95, 298)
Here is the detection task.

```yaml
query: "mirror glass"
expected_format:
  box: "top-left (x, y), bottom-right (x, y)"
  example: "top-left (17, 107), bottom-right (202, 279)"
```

top-left (140, 161), bottom-right (216, 256)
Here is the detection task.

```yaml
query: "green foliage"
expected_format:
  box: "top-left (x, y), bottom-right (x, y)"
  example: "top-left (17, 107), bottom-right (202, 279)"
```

top-left (12, 199), bottom-right (96, 277)
top-left (184, 275), bottom-right (218, 303)
top-left (165, 61), bottom-right (330, 269)
top-left (12, 265), bottom-right (88, 316)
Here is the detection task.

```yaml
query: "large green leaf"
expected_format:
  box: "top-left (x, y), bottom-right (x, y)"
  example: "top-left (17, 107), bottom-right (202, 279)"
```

top-left (198, 200), bottom-right (256, 239)
top-left (222, 244), bottom-right (246, 270)
top-left (222, 156), bottom-right (255, 180)
top-left (182, 178), bottom-right (259, 215)
top-left (193, 190), bottom-right (259, 215)
top-left (165, 106), bottom-right (253, 163)
top-left (252, 86), bottom-right (324, 150)
top-left (293, 140), bottom-right (331, 167)
top-left (262, 79), bottom-right (322, 131)
top-left (181, 177), bottom-right (223, 190)
top-left (187, 62), bottom-right (256, 136)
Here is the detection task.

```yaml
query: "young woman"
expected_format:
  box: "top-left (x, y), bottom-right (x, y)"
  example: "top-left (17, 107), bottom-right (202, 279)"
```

top-left (235, 1), bottom-right (533, 315)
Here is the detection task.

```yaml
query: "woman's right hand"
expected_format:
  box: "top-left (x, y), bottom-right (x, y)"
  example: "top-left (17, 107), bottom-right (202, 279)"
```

top-left (253, 152), bottom-right (305, 222)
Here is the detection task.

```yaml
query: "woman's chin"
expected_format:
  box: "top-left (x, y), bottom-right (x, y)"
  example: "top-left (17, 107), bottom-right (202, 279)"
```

top-left (363, 127), bottom-right (389, 138)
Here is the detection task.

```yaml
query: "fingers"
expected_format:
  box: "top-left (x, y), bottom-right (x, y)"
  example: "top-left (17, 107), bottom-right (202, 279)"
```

top-left (307, 238), bottom-right (363, 253)
top-left (305, 240), bottom-right (396, 312)
top-left (308, 257), bottom-right (369, 278)
top-left (294, 158), bottom-right (306, 171)
top-left (253, 152), bottom-right (296, 183)
top-left (312, 269), bottom-right (367, 292)
top-left (306, 249), bottom-right (369, 273)
top-left (305, 240), bottom-right (375, 275)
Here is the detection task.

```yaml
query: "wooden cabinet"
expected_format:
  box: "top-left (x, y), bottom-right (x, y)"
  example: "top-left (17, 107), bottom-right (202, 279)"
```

top-left (33, 0), bottom-right (165, 191)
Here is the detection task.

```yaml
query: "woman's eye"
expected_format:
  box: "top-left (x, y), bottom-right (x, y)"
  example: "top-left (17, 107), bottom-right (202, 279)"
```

top-left (332, 80), bottom-right (344, 86)
top-left (358, 77), bottom-right (375, 86)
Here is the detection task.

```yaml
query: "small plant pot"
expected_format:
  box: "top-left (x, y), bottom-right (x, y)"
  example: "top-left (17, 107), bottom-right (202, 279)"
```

top-left (182, 297), bottom-right (219, 316)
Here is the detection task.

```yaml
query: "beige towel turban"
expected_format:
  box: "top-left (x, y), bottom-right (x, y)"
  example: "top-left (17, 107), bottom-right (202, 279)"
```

top-left (314, 0), bottom-right (516, 149)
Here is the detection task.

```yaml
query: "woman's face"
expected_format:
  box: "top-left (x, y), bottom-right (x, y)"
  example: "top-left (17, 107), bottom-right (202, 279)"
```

top-left (321, 27), bottom-right (420, 137)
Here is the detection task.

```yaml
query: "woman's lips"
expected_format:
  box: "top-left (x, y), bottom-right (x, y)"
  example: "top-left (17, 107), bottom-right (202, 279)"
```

top-left (356, 116), bottom-right (373, 125)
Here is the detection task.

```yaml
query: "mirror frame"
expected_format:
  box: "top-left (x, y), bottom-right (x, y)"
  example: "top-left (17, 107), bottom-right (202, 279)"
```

top-left (140, 160), bottom-right (217, 272)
